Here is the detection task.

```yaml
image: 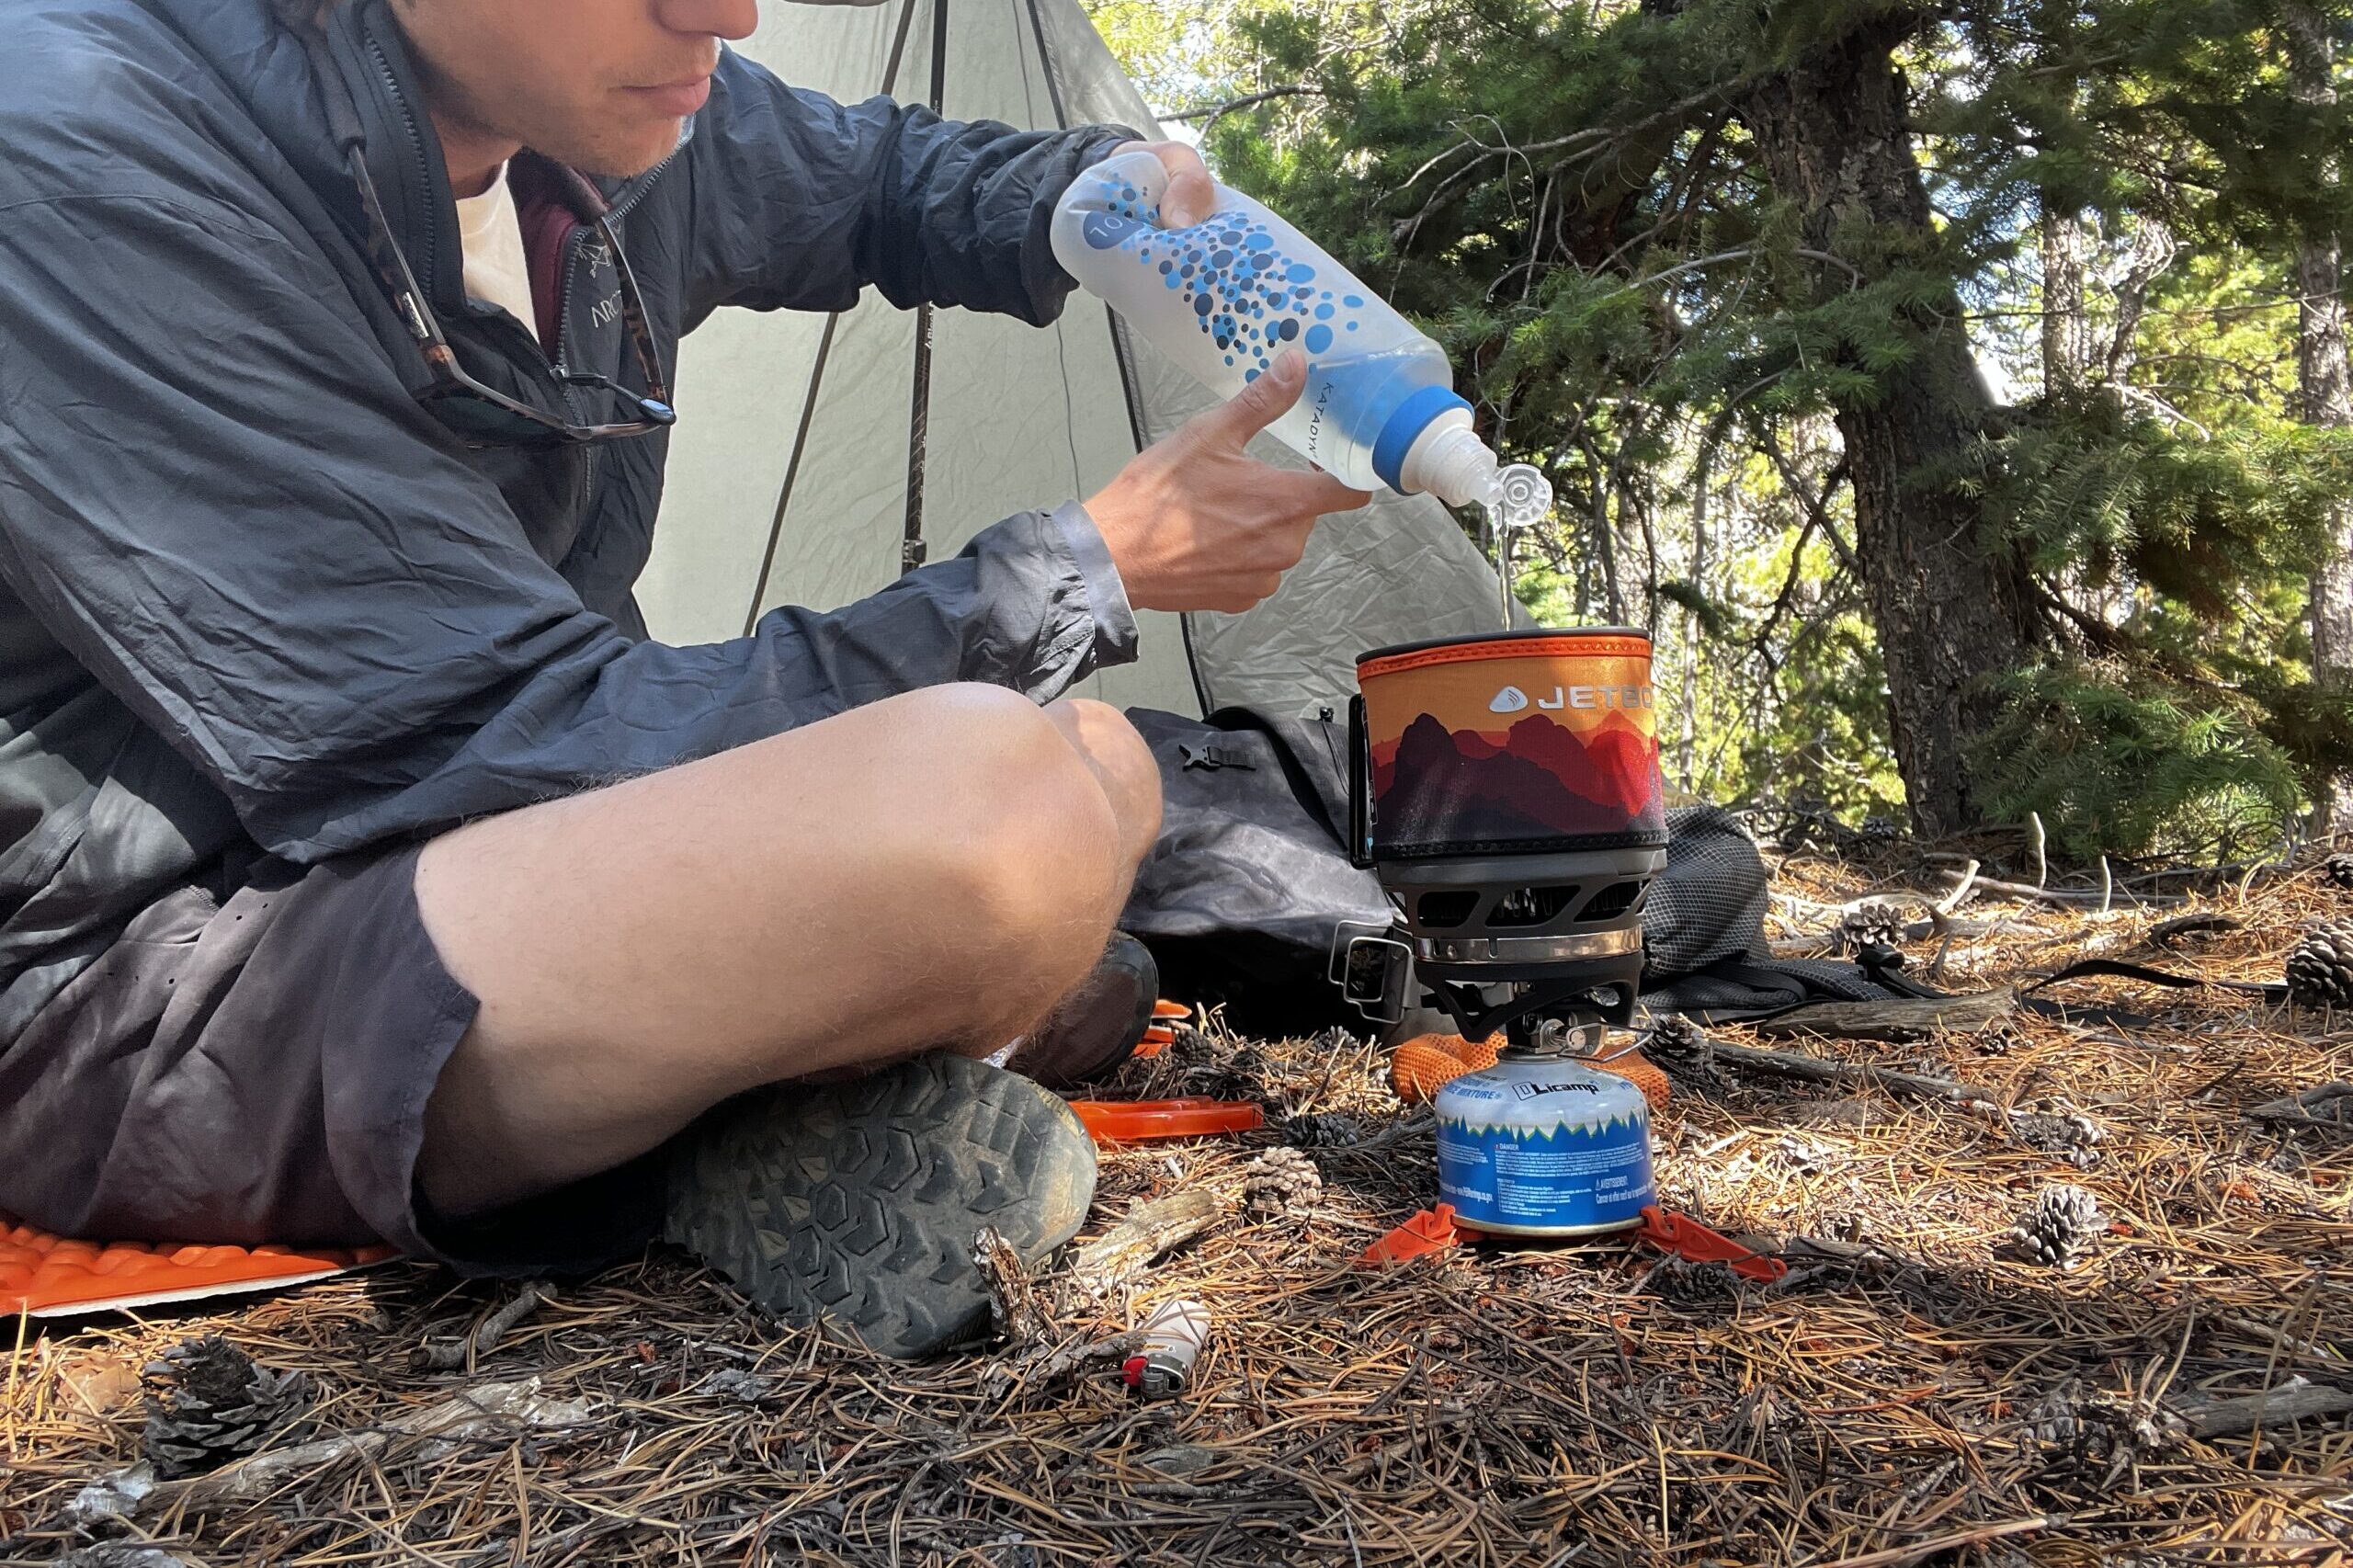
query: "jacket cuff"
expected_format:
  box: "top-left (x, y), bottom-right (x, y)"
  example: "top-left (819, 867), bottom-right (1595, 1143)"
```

top-left (1028, 126), bottom-right (1145, 308)
top-left (1048, 500), bottom-right (1139, 669)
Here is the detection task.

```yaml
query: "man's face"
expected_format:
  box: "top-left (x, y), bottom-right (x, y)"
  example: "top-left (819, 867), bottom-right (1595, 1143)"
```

top-left (393, 0), bottom-right (759, 178)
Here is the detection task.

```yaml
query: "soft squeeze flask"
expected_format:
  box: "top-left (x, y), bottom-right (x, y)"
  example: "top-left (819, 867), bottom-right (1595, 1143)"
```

top-left (1051, 151), bottom-right (1551, 520)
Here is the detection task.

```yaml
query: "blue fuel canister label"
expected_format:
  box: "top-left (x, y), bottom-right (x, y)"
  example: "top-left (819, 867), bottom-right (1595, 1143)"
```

top-left (1434, 1062), bottom-right (1656, 1235)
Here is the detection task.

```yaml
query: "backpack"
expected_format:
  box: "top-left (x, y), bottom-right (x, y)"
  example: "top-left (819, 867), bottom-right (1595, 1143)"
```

top-left (1119, 706), bottom-right (1936, 1036)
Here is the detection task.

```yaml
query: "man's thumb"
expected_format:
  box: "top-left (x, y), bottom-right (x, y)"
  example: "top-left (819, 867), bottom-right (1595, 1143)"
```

top-left (1205, 351), bottom-right (1307, 445)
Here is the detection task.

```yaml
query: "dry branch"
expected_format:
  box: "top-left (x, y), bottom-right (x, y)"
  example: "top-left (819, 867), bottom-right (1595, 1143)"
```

top-left (1750, 987), bottom-right (2017, 1043)
top-left (983, 1331), bottom-right (1147, 1400)
top-left (2247, 1081), bottom-right (2353, 1135)
top-left (415, 1280), bottom-right (551, 1369)
top-left (1068, 1189), bottom-right (1225, 1298)
top-left (2176, 1377), bottom-right (2353, 1438)
top-left (1706, 1034), bottom-right (2001, 1107)
top-left (74, 1378), bottom-right (595, 1519)
top-left (972, 1225), bottom-right (1050, 1349)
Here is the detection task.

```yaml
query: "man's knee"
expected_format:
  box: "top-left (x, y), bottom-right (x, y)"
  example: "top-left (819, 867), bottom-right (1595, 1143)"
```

top-left (1044, 697), bottom-right (1163, 863)
top-left (906, 687), bottom-right (1140, 1017)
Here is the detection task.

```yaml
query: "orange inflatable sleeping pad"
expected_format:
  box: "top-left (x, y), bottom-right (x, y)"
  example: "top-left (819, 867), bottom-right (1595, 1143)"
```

top-left (2, 1215), bottom-right (395, 1319)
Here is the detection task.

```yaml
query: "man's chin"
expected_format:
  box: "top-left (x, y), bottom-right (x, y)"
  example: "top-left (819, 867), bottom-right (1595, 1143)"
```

top-left (548, 124), bottom-right (690, 181)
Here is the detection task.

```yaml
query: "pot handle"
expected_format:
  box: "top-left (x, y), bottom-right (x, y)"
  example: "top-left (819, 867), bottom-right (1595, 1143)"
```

top-left (1347, 693), bottom-right (1374, 869)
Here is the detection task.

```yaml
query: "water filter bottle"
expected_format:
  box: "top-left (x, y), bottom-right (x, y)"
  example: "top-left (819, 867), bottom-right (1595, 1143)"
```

top-left (1051, 151), bottom-right (1552, 523)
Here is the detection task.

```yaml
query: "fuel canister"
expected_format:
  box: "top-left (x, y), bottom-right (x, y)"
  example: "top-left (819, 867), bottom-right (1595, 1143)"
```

top-left (1434, 1056), bottom-right (1655, 1236)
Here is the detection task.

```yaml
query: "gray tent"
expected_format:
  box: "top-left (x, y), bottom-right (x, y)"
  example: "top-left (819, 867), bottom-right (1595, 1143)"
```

top-left (638, 0), bottom-right (1511, 719)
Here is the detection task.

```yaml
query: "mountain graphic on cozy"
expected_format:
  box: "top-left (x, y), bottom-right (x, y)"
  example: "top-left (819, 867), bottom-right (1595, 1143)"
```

top-left (1371, 710), bottom-right (1662, 846)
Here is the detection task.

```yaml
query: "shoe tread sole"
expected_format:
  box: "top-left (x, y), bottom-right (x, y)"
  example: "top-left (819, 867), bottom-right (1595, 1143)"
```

top-left (664, 1053), bottom-right (1096, 1359)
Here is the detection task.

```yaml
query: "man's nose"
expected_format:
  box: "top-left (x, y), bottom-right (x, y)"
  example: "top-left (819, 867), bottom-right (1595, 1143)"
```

top-left (657, 0), bottom-right (757, 41)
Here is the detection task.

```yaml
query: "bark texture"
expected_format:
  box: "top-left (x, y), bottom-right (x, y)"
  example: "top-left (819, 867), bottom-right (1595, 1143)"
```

top-left (1741, 19), bottom-right (2043, 833)
top-left (2040, 199), bottom-right (2097, 396)
top-left (2286, 0), bottom-right (2353, 835)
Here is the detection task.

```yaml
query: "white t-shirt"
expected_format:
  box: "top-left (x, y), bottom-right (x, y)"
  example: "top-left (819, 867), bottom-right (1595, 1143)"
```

top-left (454, 164), bottom-right (539, 344)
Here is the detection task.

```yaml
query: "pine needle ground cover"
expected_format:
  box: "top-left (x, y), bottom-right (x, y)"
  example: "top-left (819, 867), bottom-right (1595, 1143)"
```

top-left (6, 851), bottom-right (2352, 1566)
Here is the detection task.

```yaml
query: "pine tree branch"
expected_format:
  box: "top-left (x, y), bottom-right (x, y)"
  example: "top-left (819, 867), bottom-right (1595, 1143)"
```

top-left (1762, 437), bottom-right (1860, 574)
top-left (1162, 85), bottom-right (1323, 129)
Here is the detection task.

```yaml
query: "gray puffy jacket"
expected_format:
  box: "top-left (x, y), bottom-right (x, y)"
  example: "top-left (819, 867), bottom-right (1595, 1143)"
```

top-left (0, 0), bottom-right (1139, 1032)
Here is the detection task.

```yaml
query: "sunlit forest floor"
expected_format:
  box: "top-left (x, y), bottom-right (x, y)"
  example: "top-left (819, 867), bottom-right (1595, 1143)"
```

top-left (8, 840), bottom-right (2351, 1565)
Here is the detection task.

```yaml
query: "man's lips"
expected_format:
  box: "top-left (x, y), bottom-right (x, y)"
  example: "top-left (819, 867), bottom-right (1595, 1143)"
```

top-left (622, 75), bottom-right (711, 118)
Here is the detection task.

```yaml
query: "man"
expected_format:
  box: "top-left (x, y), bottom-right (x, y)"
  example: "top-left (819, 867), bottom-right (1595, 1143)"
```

top-left (0, 0), bottom-right (1368, 1358)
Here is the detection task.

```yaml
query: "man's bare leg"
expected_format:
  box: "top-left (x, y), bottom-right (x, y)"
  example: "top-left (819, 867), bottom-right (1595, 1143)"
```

top-left (412, 683), bottom-right (1161, 1217)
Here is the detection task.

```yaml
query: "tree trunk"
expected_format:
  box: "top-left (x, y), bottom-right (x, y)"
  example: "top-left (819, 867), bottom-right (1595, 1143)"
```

top-left (2285, 0), bottom-right (2353, 836)
top-left (1740, 19), bottom-right (2044, 835)
top-left (2039, 196), bottom-right (2097, 396)
top-left (2104, 216), bottom-right (2175, 382)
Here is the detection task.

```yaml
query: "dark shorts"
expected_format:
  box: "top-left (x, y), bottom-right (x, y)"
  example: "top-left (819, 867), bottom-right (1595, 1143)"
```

top-left (0, 846), bottom-right (660, 1275)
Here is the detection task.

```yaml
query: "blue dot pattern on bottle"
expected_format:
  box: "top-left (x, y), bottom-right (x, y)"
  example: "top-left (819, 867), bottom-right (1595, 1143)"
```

top-left (1078, 180), bottom-right (1374, 379)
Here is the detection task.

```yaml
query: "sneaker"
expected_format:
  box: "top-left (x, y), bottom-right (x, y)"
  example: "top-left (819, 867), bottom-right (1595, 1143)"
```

top-left (1003, 933), bottom-right (1158, 1089)
top-left (662, 1051), bottom-right (1097, 1359)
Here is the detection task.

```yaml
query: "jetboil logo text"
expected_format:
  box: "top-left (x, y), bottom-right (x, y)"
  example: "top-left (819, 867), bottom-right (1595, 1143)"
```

top-left (1490, 683), bottom-right (1655, 715)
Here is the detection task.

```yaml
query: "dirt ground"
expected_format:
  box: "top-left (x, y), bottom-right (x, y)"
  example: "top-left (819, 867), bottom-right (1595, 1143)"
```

top-left (6, 835), bottom-right (2351, 1566)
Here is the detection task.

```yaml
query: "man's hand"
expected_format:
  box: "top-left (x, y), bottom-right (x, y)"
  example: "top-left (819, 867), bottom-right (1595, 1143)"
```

top-left (1086, 351), bottom-right (1373, 614)
top-left (1111, 139), bottom-right (1216, 229)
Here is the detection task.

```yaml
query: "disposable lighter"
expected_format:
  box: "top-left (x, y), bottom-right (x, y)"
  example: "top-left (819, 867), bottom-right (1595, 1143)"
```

top-left (1122, 1299), bottom-right (1211, 1397)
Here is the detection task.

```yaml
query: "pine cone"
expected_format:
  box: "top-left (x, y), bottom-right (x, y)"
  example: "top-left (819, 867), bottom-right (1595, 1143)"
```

top-left (1643, 1015), bottom-right (1727, 1087)
top-left (2028, 1378), bottom-right (2187, 1480)
top-left (1972, 1021), bottom-right (2027, 1057)
top-left (1643, 1256), bottom-right (1741, 1304)
top-left (1166, 1031), bottom-right (1266, 1101)
top-left (2012, 1184), bottom-right (2103, 1268)
top-left (1838, 900), bottom-right (1909, 952)
top-left (142, 1335), bottom-right (311, 1478)
top-left (2011, 1105), bottom-right (2105, 1169)
top-left (2285, 921), bottom-right (2353, 1008)
top-left (1242, 1146), bottom-right (1323, 1218)
top-left (2324, 853), bottom-right (2353, 891)
top-left (1280, 1112), bottom-right (1363, 1149)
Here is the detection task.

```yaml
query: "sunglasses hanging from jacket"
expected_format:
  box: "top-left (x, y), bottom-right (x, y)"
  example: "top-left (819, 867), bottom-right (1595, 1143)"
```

top-left (291, 17), bottom-right (676, 449)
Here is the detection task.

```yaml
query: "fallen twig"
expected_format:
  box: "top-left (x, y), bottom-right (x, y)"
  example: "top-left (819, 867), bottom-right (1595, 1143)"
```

top-left (1069, 1190), bottom-right (1225, 1299)
top-left (1940, 872), bottom-right (2185, 908)
top-left (74, 1378), bottom-right (596, 1518)
top-left (1750, 988), bottom-right (2017, 1044)
top-left (983, 1330), bottom-right (1148, 1400)
top-left (2149, 914), bottom-right (2240, 949)
top-left (972, 1226), bottom-right (1051, 1350)
top-left (2247, 1081), bottom-right (2353, 1131)
top-left (1705, 1034), bottom-right (2002, 1108)
top-left (415, 1281), bottom-right (551, 1370)
top-left (2175, 1376), bottom-right (2353, 1438)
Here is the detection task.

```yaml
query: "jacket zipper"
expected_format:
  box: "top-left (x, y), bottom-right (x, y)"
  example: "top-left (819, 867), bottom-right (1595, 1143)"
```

top-left (362, 33), bottom-right (438, 305)
top-left (549, 150), bottom-right (681, 522)
top-left (547, 149), bottom-right (677, 378)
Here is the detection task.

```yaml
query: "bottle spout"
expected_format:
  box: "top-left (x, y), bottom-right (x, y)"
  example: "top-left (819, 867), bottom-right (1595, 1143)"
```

top-left (1401, 417), bottom-right (1552, 524)
top-left (1399, 419), bottom-right (1495, 507)
top-left (1491, 463), bottom-right (1552, 528)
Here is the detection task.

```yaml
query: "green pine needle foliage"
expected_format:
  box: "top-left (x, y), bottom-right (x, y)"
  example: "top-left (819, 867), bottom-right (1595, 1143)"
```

top-left (1973, 662), bottom-right (2307, 860)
